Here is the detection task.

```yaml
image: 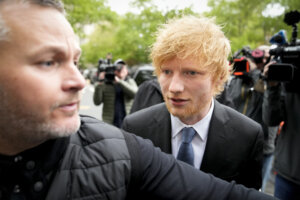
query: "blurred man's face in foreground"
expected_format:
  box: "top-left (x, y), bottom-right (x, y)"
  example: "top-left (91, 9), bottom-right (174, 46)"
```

top-left (158, 57), bottom-right (216, 125)
top-left (0, 2), bottom-right (85, 154)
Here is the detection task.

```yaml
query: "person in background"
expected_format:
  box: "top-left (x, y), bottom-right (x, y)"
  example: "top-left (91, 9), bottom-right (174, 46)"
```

top-left (93, 59), bottom-right (138, 127)
top-left (263, 53), bottom-right (300, 199)
top-left (0, 1), bottom-right (277, 199)
top-left (130, 78), bottom-right (164, 113)
top-left (219, 45), bottom-right (278, 192)
top-left (122, 15), bottom-right (263, 190)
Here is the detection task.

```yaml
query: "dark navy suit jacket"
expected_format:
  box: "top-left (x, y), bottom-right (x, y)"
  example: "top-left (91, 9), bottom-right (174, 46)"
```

top-left (122, 100), bottom-right (263, 189)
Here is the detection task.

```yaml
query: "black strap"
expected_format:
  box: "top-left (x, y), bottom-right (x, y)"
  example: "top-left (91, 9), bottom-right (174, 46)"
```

top-left (123, 131), bottom-right (142, 199)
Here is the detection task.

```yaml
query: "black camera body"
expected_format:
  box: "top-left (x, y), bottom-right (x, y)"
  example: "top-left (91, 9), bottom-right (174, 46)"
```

top-left (267, 10), bottom-right (300, 93)
top-left (232, 46), bottom-right (264, 77)
top-left (98, 59), bottom-right (123, 84)
top-left (268, 46), bottom-right (300, 81)
top-left (232, 56), bottom-right (250, 76)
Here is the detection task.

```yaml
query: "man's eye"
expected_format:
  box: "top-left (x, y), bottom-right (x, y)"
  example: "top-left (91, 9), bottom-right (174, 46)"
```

top-left (162, 70), bottom-right (171, 74)
top-left (186, 71), bottom-right (197, 76)
top-left (41, 61), bottom-right (55, 67)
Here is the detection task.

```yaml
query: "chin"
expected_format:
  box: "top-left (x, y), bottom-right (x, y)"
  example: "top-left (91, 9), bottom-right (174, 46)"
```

top-left (46, 115), bottom-right (81, 138)
top-left (169, 108), bottom-right (187, 119)
top-left (167, 104), bottom-right (186, 115)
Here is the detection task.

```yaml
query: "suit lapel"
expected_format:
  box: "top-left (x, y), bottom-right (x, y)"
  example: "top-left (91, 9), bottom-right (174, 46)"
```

top-left (148, 103), bottom-right (172, 154)
top-left (200, 100), bottom-right (230, 173)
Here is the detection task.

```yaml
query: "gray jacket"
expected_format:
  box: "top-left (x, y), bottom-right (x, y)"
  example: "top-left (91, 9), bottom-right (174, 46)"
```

top-left (263, 84), bottom-right (300, 185)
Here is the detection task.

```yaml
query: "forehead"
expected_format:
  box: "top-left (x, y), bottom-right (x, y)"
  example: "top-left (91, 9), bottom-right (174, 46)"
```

top-left (162, 57), bottom-right (203, 70)
top-left (0, 3), bottom-right (79, 53)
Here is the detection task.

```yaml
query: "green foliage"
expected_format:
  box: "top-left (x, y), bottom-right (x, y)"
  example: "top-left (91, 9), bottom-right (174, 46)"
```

top-left (64, 0), bottom-right (299, 68)
top-left (77, 0), bottom-right (198, 67)
top-left (275, 0), bottom-right (300, 10)
top-left (206, 0), bottom-right (299, 54)
top-left (206, 0), bottom-right (270, 52)
top-left (81, 24), bottom-right (117, 68)
top-left (63, 0), bottom-right (117, 37)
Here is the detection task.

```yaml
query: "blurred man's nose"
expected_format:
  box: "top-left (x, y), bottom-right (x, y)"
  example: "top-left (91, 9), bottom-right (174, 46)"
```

top-left (62, 62), bottom-right (86, 92)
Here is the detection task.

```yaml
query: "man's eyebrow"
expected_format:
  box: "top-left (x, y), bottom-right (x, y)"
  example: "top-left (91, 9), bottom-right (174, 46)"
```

top-left (29, 45), bottom-right (81, 58)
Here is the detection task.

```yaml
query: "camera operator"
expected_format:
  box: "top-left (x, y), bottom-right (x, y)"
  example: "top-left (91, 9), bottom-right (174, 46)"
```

top-left (263, 54), bottom-right (300, 200)
top-left (219, 45), bottom-right (279, 192)
top-left (262, 10), bottom-right (300, 200)
top-left (93, 59), bottom-right (138, 128)
top-left (263, 63), bottom-right (300, 199)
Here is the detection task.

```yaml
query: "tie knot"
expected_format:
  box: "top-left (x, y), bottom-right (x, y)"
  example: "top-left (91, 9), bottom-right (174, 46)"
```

top-left (181, 127), bottom-right (196, 144)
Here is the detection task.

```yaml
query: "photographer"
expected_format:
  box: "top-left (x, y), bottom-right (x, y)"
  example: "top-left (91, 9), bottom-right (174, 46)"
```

top-left (262, 10), bottom-right (300, 200)
top-left (263, 63), bottom-right (300, 200)
top-left (93, 59), bottom-right (138, 127)
top-left (220, 45), bottom-right (278, 191)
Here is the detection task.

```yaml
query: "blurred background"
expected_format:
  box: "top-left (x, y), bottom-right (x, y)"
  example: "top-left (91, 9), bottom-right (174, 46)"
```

top-left (63, 0), bottom-right (298, 70)
top-left (75, 1), bottom-right (299, 195)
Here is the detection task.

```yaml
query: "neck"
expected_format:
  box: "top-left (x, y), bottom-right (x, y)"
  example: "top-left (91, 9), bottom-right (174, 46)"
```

top-left (0, 133), bottom-right (46, 156)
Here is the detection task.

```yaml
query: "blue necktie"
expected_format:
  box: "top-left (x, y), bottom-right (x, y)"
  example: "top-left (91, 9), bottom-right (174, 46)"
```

top-left (177, 127), bottom-right (196, 166)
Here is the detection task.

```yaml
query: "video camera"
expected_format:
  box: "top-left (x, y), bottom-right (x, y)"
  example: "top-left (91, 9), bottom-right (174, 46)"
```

top-left (232, 46), bottom-right (265, 77)
top-left (267, 10), bottom-right (300, 93)
top-left (98, 58), bottom-right (124, 84)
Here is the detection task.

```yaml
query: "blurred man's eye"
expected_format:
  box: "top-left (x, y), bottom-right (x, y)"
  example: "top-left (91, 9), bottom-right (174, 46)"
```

top-left (188, 71), bottom-right (197, 75)
top-left (162, 69), bottom-right (171, 74)
top-left (41, 61), bottom-right (56, 67)
top-left (184, 71), bottom-right (197, 76)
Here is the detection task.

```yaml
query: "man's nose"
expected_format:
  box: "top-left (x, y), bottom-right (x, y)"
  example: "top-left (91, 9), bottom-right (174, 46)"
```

top-left (169, 74), bottom-right (184, 93)
top-left (62, 62), bottom-right (86, 92)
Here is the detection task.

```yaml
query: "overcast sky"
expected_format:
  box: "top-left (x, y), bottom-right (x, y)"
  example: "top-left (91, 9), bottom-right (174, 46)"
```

top-left (105, 0), bottom-right (284, 17)
top-left (105, 0), bottom-right (210, 15)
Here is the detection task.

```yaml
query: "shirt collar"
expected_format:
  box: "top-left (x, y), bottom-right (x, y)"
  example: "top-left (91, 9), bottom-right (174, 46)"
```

top-left (171, 99), bottom-right (214, 141)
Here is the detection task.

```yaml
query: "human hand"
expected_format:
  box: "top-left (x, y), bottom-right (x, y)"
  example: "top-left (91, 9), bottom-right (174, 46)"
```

top-left (263, 61), bottom-right (279, 87)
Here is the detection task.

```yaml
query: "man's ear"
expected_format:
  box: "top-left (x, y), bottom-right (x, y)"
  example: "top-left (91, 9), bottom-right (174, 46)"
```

top-left (217, 73), bottom-right (225, 84)
top-left (213, 72), bottom-right (227, 92)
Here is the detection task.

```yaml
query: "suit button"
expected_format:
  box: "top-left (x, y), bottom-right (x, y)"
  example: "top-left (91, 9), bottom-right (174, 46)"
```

top-left (26, 161), bottom-right (35, 170)
top-left (33, 181), bottom-right (44, 192)
top-left (14, 156), bottom-right (23, 163)
top-left (13, 185), bottom-right (21, 193)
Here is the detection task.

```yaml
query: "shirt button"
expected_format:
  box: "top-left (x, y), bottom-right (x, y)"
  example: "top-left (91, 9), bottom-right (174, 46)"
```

top-left (26, 161), bottom-right (35, 170)
top-left (14, 156), bottom-right (23, 163)
top-left (13, 185), bottom-right (21, 193)
top-left (33, 181), bottom-right (44, 192)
